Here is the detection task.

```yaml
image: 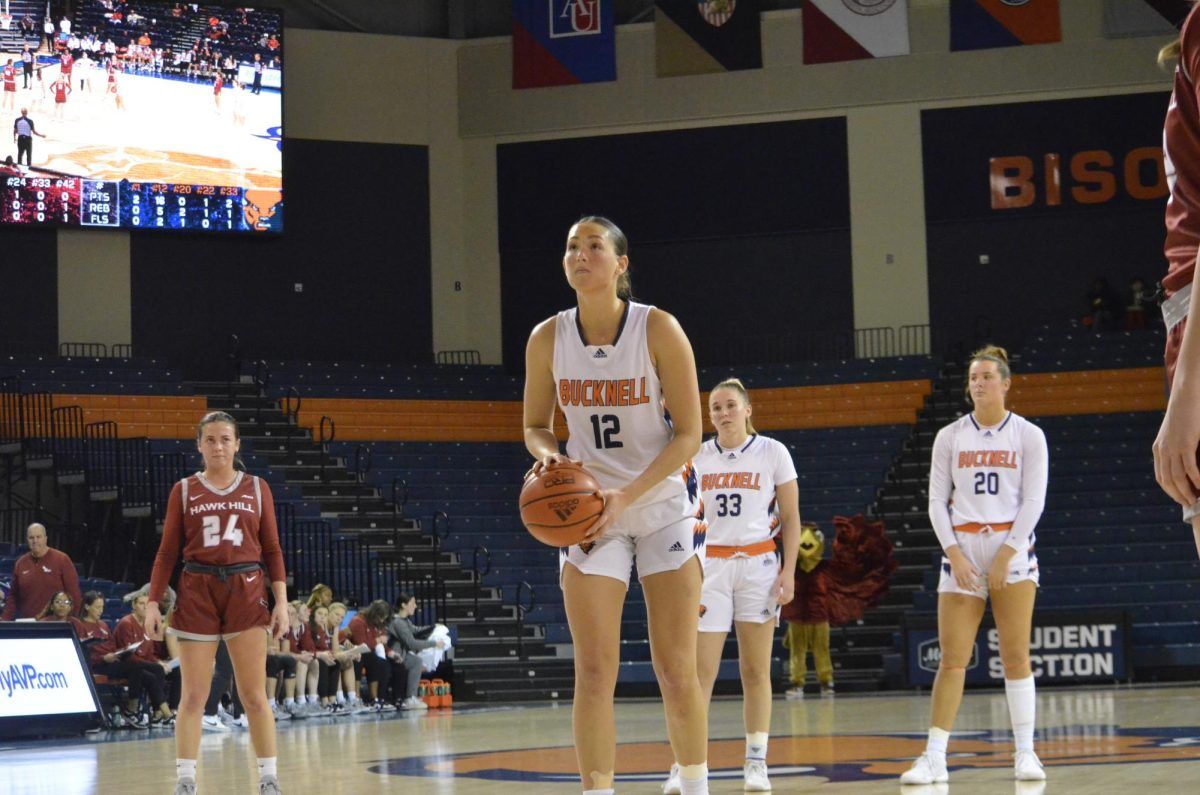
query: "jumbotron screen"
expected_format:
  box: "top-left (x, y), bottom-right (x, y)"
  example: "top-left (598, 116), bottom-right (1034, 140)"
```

top-left (1, 2), bottom-right (282, 233)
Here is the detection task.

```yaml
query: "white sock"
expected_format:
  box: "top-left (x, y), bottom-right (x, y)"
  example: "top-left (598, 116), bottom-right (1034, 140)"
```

top-left (348, 692), bottom-right (359, 703)
top-left (267, 698), bottom-right (276, 708)
top-left (581, 790), bottom-right (614, 795)
top-left (256, 757), bottom-right (277, 778)
top-left (306, 694), bottom-right (318, 704)
top-left (336, 692), bottom-right (346, 704)
top-left (678, 762), bottom-right (709, 794)
top-left (176, 759), bottom-right (196, 781)
top-left (926, 726), bottom-right (950, 759)
top-left (284, 697), bottom-right (294, 707)
top-left (746, 731), bottom-right (768, 761)
top-left (1005, 675), bottom-right (1036, 752)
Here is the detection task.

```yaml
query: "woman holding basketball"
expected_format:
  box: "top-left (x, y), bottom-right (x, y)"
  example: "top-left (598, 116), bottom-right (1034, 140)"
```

top-left (523, 216), bottom-right (709, 795)
top-left (663, 377), bottom-right (800, 793)
top-left (145, 411), bottom-right (289, 795)
top-left (901, 345), bottom-right (1048, 785)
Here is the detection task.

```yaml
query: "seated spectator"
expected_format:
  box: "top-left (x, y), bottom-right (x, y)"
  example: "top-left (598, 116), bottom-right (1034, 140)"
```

top-left (1, 523), bottom-right (82, 621)
top-left (299, 604), bottom-right (339, 713)
top-left (114, 591), bottom-right (175, 726)
top-left (284, 600), bottom-right (320, 716)
top-left (265, 616), bottom-right (298, 721)
top-left (306, 583), bottom-right (332, 613)
top-left (73, 590), bottom-right (148, 729)
top-left (1125, 278), bottom-right (1157, 331)
top-left (35, 590), bottom-right (75, 621)
top-left (387, 593), bottom-right (446, 711)
top-left (1, 156), bottom-right (21, 175)
top-left (327, 601), bottom-right (366, 714)
top-left (346, 600), bottom-right (394, 710)
top-left (1086, 277), bottom-right (1117, 333)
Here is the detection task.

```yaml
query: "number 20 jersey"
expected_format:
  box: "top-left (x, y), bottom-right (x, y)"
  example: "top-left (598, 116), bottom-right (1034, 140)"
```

top-left (553, 301), bottom-right (687, 509)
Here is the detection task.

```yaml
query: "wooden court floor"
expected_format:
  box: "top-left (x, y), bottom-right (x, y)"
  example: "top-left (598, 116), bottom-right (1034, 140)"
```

top-left (2, 685), bottom-right (1198, 793)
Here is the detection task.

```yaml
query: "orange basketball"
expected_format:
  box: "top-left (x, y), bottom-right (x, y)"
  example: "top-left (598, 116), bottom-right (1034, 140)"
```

top-left (519, 462), bottom-right (604, 547)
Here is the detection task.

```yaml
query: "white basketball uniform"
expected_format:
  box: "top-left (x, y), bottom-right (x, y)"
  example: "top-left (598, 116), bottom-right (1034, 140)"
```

top-left (695, 434), bottom-right (797, 631)
top-left (930, 412), bottom-right (1047, 598)
top-left (553, 302), bottom-right (705, 587)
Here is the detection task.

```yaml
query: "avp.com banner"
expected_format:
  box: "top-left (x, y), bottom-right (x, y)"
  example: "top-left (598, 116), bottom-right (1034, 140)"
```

top-left (904, 610), bottom-right (1130, 687)
top-left (0, 636), bottom-right (99, 717)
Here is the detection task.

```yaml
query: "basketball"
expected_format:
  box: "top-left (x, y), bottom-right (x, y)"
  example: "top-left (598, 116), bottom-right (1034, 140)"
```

top-left (519, 462), bottom-right (604, 547)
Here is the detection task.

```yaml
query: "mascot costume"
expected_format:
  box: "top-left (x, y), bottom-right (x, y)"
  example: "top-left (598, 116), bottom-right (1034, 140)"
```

top-left (781, 514), bottom-right (896, 697)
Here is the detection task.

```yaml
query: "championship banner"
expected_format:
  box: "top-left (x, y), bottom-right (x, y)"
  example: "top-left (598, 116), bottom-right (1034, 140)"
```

top-left (949, 0), bottom-right (1061, 52)
top-left (1102, 0), bottom-right (1189, 39)
top-left (903, 610), bottom-right (1131, 687)
top-left (513, 0), bottom-right (616, 89)
top-left (802, 0), bottom-right (910, 65)
top-left (655, 0), bottom-right (762, 76)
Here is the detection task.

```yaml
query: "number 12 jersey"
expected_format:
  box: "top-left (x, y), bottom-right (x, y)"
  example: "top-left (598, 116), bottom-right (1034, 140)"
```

top-left (553, 301), bottom-right (686, 509)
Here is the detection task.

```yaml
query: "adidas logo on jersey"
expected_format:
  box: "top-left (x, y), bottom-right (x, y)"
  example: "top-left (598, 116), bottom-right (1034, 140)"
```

top-left (668, 541), bottom-right (685, 552)
top-left (727, 453), bottom-right (736, 460)
top-left (592, 349), bottom-right (607, 359)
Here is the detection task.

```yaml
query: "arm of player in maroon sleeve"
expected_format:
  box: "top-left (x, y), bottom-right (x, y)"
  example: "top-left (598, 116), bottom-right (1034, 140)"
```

top-left (60, 550), bottom-right (82, 616)
top-left (257, 480), bottom-right (287, 585)
top-left (149, 482), bottom-right (185, 604)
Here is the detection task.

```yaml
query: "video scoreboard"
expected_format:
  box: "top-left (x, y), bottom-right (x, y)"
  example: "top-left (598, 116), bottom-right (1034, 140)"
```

top-left (2, 176), bottom-right (275, 232)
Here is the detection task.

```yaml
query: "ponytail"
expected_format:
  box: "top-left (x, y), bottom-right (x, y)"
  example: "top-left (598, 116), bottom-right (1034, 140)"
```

top-left (710, 377), bottom-right (756, 435)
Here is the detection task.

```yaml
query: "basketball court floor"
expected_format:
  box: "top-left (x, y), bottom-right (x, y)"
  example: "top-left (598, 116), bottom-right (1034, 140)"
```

top-left (2, 684), bottom-right (1197, 793)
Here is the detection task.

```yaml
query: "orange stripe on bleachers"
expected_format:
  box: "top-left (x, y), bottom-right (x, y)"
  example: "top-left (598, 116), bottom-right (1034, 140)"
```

top-left (295, 380), bottom-right (935, 443)
top-left (1009, 367), bottom-right (1166, 417)
top-left (52, 395), bottom-right (207, 439)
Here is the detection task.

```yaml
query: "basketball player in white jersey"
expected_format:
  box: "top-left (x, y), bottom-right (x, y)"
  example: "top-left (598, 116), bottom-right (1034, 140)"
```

top-left (524, 216), bottom-right (710, 795)
top-left (901, 345), bottom-right (1048, 785)
top-left (663, 378), bottom-right (799, 794)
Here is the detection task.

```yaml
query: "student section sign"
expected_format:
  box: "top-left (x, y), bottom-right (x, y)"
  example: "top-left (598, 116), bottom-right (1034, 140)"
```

top-left (903, 610), bottom-right (1131, 686)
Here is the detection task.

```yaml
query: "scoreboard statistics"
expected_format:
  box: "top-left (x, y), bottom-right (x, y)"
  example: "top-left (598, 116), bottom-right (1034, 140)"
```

top-left (3, 177), bottom-right (258, 232)
top-left (0, 2), bottom-right (283, 234)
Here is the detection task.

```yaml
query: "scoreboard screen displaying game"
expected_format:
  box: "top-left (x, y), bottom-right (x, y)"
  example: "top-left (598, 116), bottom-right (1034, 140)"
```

top-left (0, 2), bottom-right (283, 233)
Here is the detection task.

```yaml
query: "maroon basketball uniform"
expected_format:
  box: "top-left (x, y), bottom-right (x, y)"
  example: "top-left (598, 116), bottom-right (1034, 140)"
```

top-left (213, 75), bottom-right (222, 95)
top-left (53, 79), bottom-right (67, 103)
top-left (70, 616), bottom-right (116, 665)
top-left (3, 66), bottom-right (15, 92)
top-left (1163, 5), bottom-right (1200, 383)
top-left (60, 53), bottom-right (72, 76)
top-left (149, 471), bottom-right (286, 640)
top-left (298, 622), bottom-right (331, 654)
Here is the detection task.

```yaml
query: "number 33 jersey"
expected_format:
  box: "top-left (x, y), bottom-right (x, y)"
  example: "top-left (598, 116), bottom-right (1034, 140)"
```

top-left (695, 435), bottom-right (797, 547)
top-left (553, 301), bottom-right (688, 509)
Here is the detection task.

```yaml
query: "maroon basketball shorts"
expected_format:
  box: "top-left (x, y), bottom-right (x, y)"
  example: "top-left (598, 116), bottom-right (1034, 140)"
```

top-left (172, 569), bottom-right (269, 641)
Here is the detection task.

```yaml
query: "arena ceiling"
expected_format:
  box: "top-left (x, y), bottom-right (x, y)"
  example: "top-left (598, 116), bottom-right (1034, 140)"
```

top-left (277, 1), bottom-right (814, 39)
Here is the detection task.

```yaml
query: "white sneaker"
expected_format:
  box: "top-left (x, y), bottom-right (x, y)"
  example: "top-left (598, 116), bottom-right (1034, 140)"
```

top-left (900, 753), bottom-right (948, 784)
top-left (785, 686), bottom-right (805, 700)
top-left (271, 703), bottom-right (291, 721)
top-left (285, 702), bottom-right (307, 719)
top-left (233, 714), bottom-right (249, 729)
top-left (820, 683), bottom-right (835, 697)
top-left (1014, 750), bottom-right (1046, 781)
top-left (662, 763), bottom-right (681, 795)
top-left (744, 758), bottom-right (771, 791)
top-left (401, 696), bottom-right (429, 711)
top-left (201, 714), bottom-right (229, 732)
top-left (174, 777), bottom-right (197, 795)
